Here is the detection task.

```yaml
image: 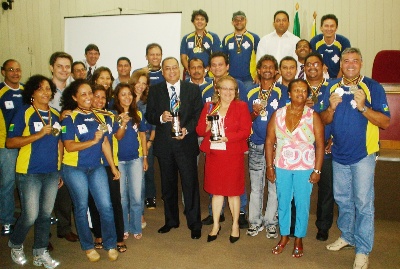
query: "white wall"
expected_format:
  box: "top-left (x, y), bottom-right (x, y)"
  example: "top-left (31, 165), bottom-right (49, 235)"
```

top-left (1, 0), bottom-right (399, 82)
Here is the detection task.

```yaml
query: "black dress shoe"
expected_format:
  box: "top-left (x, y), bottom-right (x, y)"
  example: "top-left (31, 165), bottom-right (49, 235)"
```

top-left (207, 226), bottom-right (221, 242)
top-left (158, 225), bottom-right (179, 234)
top-left (191, 229), bottom-right (201, 239)
top-left (57, 232), bottom-right (79, 242)
top-left (316, 229), bottom-right (329, 241)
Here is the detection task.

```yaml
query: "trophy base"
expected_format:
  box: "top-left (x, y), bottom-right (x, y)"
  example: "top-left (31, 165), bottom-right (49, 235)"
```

top-left (210, 136), bottom-right (221, 141)
top-left (171, 131), bottom-right (183, 137)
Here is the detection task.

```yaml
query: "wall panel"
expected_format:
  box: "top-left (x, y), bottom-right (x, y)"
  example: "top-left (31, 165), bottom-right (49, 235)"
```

top-left (0, 0), bottom-right (399, 82)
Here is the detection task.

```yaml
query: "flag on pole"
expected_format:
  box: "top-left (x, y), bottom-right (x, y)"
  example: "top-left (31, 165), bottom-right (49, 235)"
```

top-left (311, 11), bottom-right (317, 38)
top-left (293, 10), bottom-right (300, 37)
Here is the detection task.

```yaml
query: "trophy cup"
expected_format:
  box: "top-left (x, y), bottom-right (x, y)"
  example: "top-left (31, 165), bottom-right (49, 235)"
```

top-left (207, 114), bottom-right (221, 141)
top-left (171, 111), bottom-right (182, 137)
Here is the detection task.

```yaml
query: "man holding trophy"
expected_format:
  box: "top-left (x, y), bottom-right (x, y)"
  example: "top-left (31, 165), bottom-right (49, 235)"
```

top-left (145, 57), bottom-right (203, 240)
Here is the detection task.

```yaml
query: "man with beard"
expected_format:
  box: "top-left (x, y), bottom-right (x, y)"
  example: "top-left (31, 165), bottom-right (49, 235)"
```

top-left (222, 11), bottom-right (260, 89)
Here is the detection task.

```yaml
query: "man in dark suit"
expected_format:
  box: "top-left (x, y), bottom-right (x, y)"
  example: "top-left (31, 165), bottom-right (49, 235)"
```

top-left (145, 57), bottom-right (203, 239)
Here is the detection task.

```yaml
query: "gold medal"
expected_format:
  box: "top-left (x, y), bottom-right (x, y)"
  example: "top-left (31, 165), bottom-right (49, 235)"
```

top-left (260, 99), bottom-right (267, 107)
top-left (260, 110), bottom-right (267, 117)
top-left (350, 85), bottom-right (358, 94)
top-left (99, 123), bottom-right (108, 133)
top-left (312, 95), bottom-right (318, 104)
top-left (237, 47), bottom-right (242, 53)
top-left (193, 47), bottom-right (199, 53)
top-left (51, 128), bottom-right (60, 137)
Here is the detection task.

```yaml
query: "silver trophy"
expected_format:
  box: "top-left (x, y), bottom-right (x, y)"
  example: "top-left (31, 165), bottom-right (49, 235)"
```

top-left (207, 115), bottom-right (221, 141)
top-left (171, 111), bottom-right (182, 137)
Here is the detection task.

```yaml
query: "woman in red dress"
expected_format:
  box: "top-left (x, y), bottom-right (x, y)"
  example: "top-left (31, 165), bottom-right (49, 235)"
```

top-left (196, 76), bottom-right (251, 243)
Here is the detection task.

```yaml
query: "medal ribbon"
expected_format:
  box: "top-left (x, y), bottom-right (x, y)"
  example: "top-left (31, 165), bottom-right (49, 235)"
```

top-left (235, 31), bottom-right (247, 52)
top-left (77, 107), bottom-right (105, 125)
top-left (258, 82), bottom-right (274, 104)
top-left (195, 31), bottom-right (207, 49)
top-left (306, 79), bottom-right (325, 100)
top-left (32, 104), bottom-right (51, 127)
top-left (208, 102), bottom-right (221, 115)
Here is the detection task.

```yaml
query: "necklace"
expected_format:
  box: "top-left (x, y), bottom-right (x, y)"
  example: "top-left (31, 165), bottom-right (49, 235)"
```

top-left (288, 105), bottom-right (302, 133)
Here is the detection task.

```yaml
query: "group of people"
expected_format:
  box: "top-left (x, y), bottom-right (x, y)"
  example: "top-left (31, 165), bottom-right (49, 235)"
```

top-left (0, 8), bottom-right (390, 269)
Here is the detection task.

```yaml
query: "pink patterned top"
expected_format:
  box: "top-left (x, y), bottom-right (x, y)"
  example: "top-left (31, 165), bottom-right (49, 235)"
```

top-left (275, 106), bottom-right (315, 170)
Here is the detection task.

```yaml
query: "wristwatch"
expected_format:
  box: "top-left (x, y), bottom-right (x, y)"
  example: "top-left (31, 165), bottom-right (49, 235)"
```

top-left (358, 106), bottom-right (368, 113)
top-left (313, 169), bottom-right (322, 174)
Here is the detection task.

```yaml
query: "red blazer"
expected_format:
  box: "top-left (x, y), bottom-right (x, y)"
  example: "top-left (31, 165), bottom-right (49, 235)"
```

top-left (196, 100), bottom-right (251, 154)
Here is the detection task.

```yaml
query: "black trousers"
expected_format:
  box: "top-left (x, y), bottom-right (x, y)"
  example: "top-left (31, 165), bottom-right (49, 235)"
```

top-left (54, 184), bottom-right (73, 236)
top-left (315, 158), bottom-right (334, 231)
top-left (157, 148), bottom-right (202, 231)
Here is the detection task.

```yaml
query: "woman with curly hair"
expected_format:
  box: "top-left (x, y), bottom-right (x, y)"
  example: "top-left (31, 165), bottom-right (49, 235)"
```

top-left (7, 75), bottom-right (61, 268)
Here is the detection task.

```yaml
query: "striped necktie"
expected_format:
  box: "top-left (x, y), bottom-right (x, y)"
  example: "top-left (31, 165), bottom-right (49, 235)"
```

top-left (87, 67), bottom-right (92, 81)
top-left (298, 64), bottom-right (305, 79)
top-left (170, 86), bottom-right (179, 112)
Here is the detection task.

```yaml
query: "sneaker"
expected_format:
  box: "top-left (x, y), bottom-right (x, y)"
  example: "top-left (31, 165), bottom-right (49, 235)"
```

top-left (238, 212), bottom-right (249, 229)
top-left (353, 254), bottom-right (369, 269)
top-left (33, 250), bottom-right (59, 269)
top-left (145, 197), bottom-right (156, 209)
top-left (266, 225), bottom-right (278, 239)
top-left (11, 246), bottom-right (27, 265)
top-left (1, 224), bottom-right (14, 235)
top-left (201, 214), bottom-right (225, 225)
top-left (326, 237), bottom-right (354, 251)
top-left (246, 224), bottom-right (264, 236)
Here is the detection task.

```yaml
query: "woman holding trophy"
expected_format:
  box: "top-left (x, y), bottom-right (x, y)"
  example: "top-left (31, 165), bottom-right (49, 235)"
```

top-left (196, 75), bottom-right (251, 243)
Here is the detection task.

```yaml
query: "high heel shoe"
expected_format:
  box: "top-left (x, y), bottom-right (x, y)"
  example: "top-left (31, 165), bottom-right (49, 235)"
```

top-left (229, 230), bottom-right (240, 244)
top-left (207, 226), bottom-right (221, 242)
top-left (229, 235), bottom-right (240, 243)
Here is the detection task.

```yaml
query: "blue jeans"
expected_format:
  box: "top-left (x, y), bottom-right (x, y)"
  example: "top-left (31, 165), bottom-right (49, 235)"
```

top-left (333, 154), bottom-right (376, 255)
top-left (8, 172), bottom-right (59, 256)
top-left (119, 158), bottom-right (144, 234)
top-left (275, 168), bottom-right (313, 237)
top-left (62, 164), bottom-right (116, 251)
top-left (0, 148), bottom-right (18, 225)
top-left (248, 142), bottom-right (267, 226)
top-left (247, 142), bottom-right (278, 227)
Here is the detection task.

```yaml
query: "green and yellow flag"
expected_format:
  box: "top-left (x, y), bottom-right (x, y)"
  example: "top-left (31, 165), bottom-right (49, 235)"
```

top-left (293, 10), bottom-right (300, 37)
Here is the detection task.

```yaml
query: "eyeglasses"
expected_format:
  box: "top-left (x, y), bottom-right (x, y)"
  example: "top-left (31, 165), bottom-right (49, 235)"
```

top-left (3, 68), bottom-right (21, 73)
top-left (305, 62), bottom-right (322, 68)
top-left (218, 87), bottom-right (236, 92)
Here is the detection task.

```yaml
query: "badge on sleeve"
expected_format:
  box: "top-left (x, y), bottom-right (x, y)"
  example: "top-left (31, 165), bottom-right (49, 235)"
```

top-left (34, 122), bottom-right (44, 132)
top-left (4, 101), bottom-right (14, 109)
top-left (77, 124), bottom-right (89, 134)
